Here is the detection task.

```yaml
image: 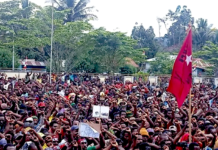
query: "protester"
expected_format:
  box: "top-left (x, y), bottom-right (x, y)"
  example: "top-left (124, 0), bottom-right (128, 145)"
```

top-left (0, 72), bottom-right (217, 150)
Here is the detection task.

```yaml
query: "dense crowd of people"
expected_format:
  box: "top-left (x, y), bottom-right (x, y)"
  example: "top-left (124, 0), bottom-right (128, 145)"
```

top-left (0, 72), bottom-right (218, 150)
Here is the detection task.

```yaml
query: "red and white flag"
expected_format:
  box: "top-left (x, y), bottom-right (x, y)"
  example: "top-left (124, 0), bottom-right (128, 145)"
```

top-left (167, 26), bottom-right (192, 108)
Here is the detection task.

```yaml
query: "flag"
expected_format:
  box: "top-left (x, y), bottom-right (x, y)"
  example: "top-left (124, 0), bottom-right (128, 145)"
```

top-left (167, 26), bottom-right (192, 108)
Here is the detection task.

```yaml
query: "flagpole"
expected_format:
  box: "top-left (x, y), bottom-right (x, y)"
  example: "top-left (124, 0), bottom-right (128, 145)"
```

top-left (188, 22), bottom-right (192, 144)
top-left (188, 87), bottom-right (192, 143)
top-left (49, 0), bottom-right (54, 84)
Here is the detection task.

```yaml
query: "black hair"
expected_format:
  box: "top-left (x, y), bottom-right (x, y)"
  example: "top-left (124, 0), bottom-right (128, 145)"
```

top-left (167, 108), bottom-right (172, 111)
top-left (3, 144), bottom-right (15, 150)
top-left (198, 118), bottom-right (205, 122)
top-left (177, 142), bottom-right (188, 148)
top-left (138, 142), bottom-right (151, 150)
top-left (40, 128), bottom-right (48, 134)
top-left (5, 131), bottom-right (14, 137)
top-left (131, 127), bottom-right (138, 132)
top-left (57, 113), bottom-right (64, 117)
top-left (192, 115), bottom-right (198, 120)
top-left (120, 110), bottom-right (126, 115)
top-left (189, 142), bottom-right (199, 149)
top-left (50, 121), bottom-right (58, 127)
top-left (207, 125), bottom-right (215, 133)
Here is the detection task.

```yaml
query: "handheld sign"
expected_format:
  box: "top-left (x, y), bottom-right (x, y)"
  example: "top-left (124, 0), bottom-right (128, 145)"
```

top-left (92, 105), bottom-right (109, 119)
top-left (124, 76), bottom-right (134, 84)
top-left (79, 123), bottom-right (100, 138)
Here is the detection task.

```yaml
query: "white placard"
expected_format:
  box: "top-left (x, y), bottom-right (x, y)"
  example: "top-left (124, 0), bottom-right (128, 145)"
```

top-left (92, 105), bottom-right (109, 119)
top-left (194, 77), bottom-right (202, 83)
top-left (92, 105), bottom-right (101, 118)
top-left (98, 76), bottom-right (106, 83)
top-left (100, 106), bottom-right (109, 119)
top-left (124, 76), bottom-right (134, 84)
top-left (148, 76), bottom-right (158, 85)
top-left (79, 123), bottom-right (100, 138)
top-left (214, 78), bottom-right (218, 87)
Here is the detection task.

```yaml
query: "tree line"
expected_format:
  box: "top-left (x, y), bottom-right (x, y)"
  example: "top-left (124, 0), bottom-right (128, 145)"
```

top-left (0, 1), bottom-right (217, 75)
top-left (132, 5), bottom-right (218, 75)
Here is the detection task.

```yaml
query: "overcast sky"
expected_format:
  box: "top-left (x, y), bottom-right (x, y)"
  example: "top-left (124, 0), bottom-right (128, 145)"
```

top-left (1, 0), bottom-right (218, 36)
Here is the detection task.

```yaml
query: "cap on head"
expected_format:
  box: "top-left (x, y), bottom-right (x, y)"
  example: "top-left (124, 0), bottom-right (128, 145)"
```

top-left (0, 138), bottom-right (7, 146)
top-left (71, 125), bottom-right (79, 131)
top-left (169, 125), bottom-right (177, 132)
top-left (26, 117), bottom-right (33, 122)
top-left (32, 116), bottom-right (38, 119)
top-left (147, 128), bottom-right (154, 133)
top-left (38, 102), bottom-right (45, 107)
top-left (140, 128), bottom-right (149, 136)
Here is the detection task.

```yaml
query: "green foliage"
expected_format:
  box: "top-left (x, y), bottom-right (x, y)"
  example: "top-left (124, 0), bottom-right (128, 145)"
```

top-left (54, 0), bottom-right (97, 23)
top-left (212, 29), bottom-right (218, 44)
top-left (148, 53), bottom-right (174, 75)
top-left (0, 49), bottom-right (19, 68)
top-left (157, 5), bottom-right (193, 50)
top-left (0, 0), bottom-right (50, 61)
top-left (204, 67), bottom-right (214, 76)
top-left (120, 65), bottom-right (138, 74)
top-left (133, 71), bottom-right (149, 81)
top-left (2, 0), bottom-right (218, 74)
top-left (193, 19), bottom-right (215, 50)
top-left (131, 25), bottom-right (159, 58)
top-left (66, 28), bottom-right (144, 73)
top-left (194, 41), bottom-right (218, 69)
top-left (165, 5), bottom-right (193, 47)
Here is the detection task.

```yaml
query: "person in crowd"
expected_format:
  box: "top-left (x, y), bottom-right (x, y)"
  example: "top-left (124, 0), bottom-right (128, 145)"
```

top-left (0, 72), bottom-right (217, 150)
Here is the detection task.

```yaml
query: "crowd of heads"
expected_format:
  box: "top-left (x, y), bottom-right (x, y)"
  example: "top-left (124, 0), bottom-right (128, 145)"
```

top-left (0, 72), bottom-right (217, 150)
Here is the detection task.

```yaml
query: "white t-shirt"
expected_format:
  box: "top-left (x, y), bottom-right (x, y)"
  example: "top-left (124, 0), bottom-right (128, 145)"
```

top-left (58, 90), bottom-right (65, 97)
top-left (3, 83), bottom-right (10, 90)
top-left (61, 75), bottom-right (65, 82)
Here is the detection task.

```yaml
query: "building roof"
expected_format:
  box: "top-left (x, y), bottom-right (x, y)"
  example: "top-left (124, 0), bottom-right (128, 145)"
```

top-left (20, 59), bottom-right (46, 67)
top-left (192, 58), bottom-right (213, 69)
top-left (125, 57), bottom-right (139, 68)
top-left (146, 56), bottom-right (212, 69)
top-left (146, 55), bottom-right (177, 62)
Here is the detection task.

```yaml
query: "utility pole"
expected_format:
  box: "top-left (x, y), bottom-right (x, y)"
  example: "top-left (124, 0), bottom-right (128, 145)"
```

top-left (50, 0), bottom-right (54, 83)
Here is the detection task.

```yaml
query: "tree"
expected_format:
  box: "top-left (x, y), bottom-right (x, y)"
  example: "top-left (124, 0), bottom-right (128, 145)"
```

top-left (65, 28), bottom-right (144, 73)
top-left (0, 0), bottom-right (48, 61)
top-left (120, 65), bottom-right (138, 74)
top-left (194, 41), bottom-right (218, 69)
top-left (54, 0), bottom-right (97, 23)
top-left (148, 53), bottom-right (174, 75)
top-left (0, 49), bottom-right (19, 68)
top-left (89, 28), bottom-right (144, 73)
top-left (160, 5), bottom-right (193, 48)
top-left (193, 18), bottom-right (215, 50)
top-left (53, 21), bottom-right (93, 72)
top-left (131, 24), bottom-right (159, 58)
top-left (212, 29), bottom-right (218, 44)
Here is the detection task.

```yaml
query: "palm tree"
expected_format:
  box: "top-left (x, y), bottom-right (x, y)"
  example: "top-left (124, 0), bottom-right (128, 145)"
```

top-left (54, 0), bottom-right (97, 23)
top-left (212, 29), bottom-right (218, 44)
top-left (21, 0), bottom-right (29, 8)
top-left (193, 18), bottom-right (215, 50)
